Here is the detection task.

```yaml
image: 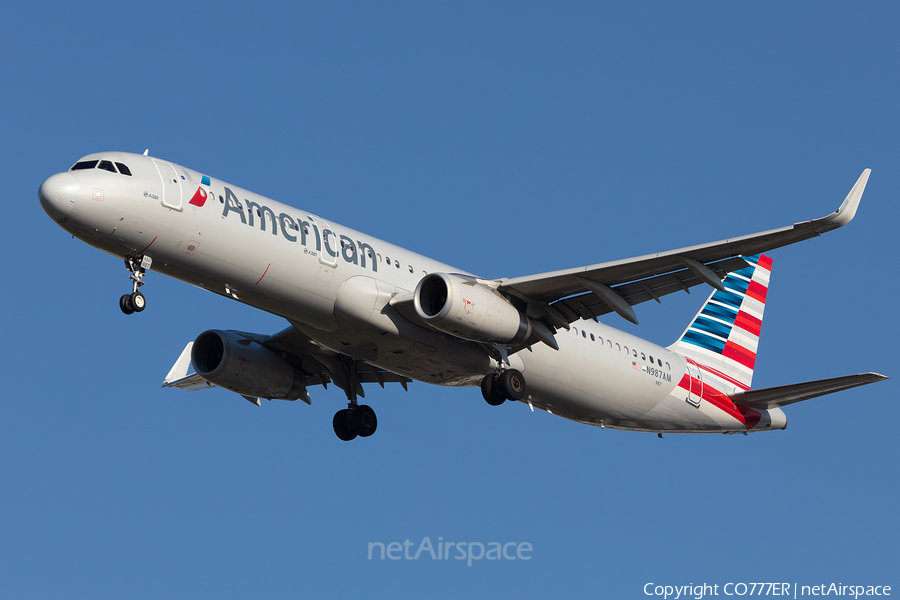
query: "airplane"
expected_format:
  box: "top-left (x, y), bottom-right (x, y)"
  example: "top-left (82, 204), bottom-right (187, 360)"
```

top-left (38, 152), bottom-right (887, 440)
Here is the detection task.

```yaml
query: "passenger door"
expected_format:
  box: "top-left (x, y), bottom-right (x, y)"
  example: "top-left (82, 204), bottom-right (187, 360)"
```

top-left (685, 358), bottom-right (703, 407)
top-left (152, 159), bottom-right (183, 210)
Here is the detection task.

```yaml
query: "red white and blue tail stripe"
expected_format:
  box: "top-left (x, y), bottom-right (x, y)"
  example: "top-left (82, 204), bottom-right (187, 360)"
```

top-left (669, 254), bottom-right (772, 391)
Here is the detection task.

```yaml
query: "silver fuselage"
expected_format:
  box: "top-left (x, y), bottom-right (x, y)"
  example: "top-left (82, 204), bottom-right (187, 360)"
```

top-left (39, 151), bottom-right (786, 433)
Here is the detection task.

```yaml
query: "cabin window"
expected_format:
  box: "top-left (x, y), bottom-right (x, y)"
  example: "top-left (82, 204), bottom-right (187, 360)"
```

top-left (590, 333), bottom-right (595, 341)
top-left (386, 257), bottom-right (391, 266)
top-left (632, 349), bottom-right (637, 357)
top-left (582, 330), bottom-right (587, 338)
top-left (395, 261), bottom-right (400, 269)
top-left (616, 343), bottom-right (621, 351)
top-left (115, 163), bottom-right (132, 176)
top-left (408, 265), bottom-right (413, 273)
top-left (70, 160), bottom-right (98, 170)
top-left (641, 352), bottom-right (646, 361)
top-left (658, 359), bottom-right (663, 367)
top-left (665, 362), bottom-right (670, 370)
top-left (649, 355), bottom-right (654, 364)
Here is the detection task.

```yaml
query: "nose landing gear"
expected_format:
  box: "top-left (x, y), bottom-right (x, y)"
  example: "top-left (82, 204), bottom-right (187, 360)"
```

top-left (119, 255), bottom-right (151, 315)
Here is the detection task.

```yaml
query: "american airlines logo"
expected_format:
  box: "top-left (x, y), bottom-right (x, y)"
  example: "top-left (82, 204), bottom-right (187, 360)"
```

top-left (220, 186), bottom-right (379, 273)
top-left (189, 186), bottom-right (208, 207)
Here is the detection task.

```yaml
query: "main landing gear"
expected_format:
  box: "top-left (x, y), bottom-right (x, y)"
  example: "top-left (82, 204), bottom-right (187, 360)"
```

top-left (481, 369), bottom-right (527, 406)
top-left (119, 255), bottom-right (151, 315)
top-left (332, 358), bottom-right (378, 441)
top-left (332, 404), bottom-right (378, 441)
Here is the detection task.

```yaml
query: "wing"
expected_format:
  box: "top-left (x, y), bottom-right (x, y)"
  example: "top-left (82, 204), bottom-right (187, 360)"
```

top-left (729, 373), bottom-right (888, 409)
top-left (162, 325), bottom-right (412, 406)
top-left (264, 323), bottom-right (413, 398)
top-left (499, 169), bottom-right (871, 326)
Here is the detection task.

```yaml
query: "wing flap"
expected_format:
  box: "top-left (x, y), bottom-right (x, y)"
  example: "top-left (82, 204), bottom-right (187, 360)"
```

top-left (551, 256), bottom-right (748, 324)
top-left (729, 372), bottom-right (888, 409)
top-left (266, 323), bottom-right (412, 397)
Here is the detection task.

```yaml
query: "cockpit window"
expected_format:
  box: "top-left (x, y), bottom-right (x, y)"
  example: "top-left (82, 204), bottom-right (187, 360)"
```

top-left (69, 159), bottom-right (134, 176)
top-left (98, 160), bottom-right (117, 173)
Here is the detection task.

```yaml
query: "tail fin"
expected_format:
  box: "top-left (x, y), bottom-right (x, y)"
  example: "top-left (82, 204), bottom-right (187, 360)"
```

top-left (669, 254), bottom-right (772, 390)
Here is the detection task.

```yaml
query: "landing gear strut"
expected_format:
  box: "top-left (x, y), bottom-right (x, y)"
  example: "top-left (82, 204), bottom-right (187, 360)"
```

top-left (119, 255), bottom-right (151, 315)
top-left (481, 369), bottom-right (527, 406)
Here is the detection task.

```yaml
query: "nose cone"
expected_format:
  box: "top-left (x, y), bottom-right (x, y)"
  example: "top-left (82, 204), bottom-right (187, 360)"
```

top-left (39, 173), bottom-right (79, 219)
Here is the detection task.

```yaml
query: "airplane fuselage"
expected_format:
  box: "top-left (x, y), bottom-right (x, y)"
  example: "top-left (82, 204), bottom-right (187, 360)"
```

top-left (40, 151), bottom-right (787, 434)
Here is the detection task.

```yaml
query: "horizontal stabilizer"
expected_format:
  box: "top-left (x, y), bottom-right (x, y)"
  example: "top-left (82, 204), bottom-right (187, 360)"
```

top-left (729, 372), bottom-right (888, 409)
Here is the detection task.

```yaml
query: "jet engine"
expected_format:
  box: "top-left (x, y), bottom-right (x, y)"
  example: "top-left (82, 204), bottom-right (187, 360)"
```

top-left (413, 273), bottom-right (531, 345)
top-left (191, 330), bottom-right (306, 400)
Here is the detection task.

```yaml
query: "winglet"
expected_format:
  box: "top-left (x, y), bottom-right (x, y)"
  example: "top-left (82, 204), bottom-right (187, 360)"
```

top-left (821, 168), bottom-right (871, 228)
top-left (163, 342), bottom-right (194, 386)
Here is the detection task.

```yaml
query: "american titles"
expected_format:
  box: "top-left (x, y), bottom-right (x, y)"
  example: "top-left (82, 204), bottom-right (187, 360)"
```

top-left (220, 186), bottom-right (378, 272)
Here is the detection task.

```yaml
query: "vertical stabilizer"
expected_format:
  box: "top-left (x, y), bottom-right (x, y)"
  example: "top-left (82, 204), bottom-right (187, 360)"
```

top-left (669, 254), bottom-right (772, 391)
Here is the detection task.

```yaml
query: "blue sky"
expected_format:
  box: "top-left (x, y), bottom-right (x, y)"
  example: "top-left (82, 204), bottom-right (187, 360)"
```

top-left (2, 2), bottom-right (897, 598)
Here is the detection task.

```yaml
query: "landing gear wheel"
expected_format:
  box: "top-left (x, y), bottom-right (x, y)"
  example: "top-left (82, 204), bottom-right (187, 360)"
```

top-left (499, 369), bottom-right (527, 401)
top-left (481, 374), bottom-right (506, 406)
top-left (350, 404), bottom-right (378, 437)
top-left (333, 409), bottom-right (357, 441)
top-left (119, 294), bottom-right (135, 315)
top-left (130, 291), bottom-right (146, 312)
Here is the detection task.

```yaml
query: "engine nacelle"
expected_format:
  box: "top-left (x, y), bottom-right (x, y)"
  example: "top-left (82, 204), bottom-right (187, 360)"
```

top-left (414, 273), bottom-right (532, 345)
top-left (191, 330), bottom-right (306, 400)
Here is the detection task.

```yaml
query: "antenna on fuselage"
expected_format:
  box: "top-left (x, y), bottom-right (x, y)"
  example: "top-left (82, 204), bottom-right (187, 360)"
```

top-left (143, 149), bottom-right (149, 156)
